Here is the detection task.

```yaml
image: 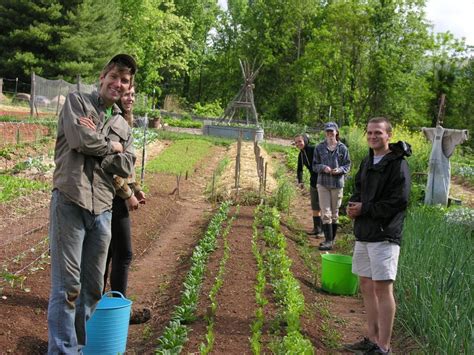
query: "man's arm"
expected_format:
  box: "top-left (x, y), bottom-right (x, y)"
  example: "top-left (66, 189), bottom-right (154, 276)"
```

top-left (296, 152), bottom-right (304, 184)
top-left (312, 146), bottom-right (329, 174)
top-left (101, 120), bottom-right (136, 178)
top-left (62, 93), bottom-right (116, 157)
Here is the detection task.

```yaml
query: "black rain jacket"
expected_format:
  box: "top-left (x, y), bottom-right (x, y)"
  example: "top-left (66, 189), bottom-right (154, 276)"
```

top-left (296, 135), bottom-right (318, 188)
top-left (349, 141), bottom-right (412, 245)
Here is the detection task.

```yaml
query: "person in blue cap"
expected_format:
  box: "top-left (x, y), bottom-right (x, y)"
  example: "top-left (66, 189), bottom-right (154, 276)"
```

top-left (312, 121), bottom-right (351, 250)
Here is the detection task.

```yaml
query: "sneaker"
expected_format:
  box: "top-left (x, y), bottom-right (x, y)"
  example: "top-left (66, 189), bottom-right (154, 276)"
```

top-left (129, 307), bottom-right (151, 324)
top-left (364, 344), bottom-right (391, 355)
top-left (343, 337), bottom-right (377, 352)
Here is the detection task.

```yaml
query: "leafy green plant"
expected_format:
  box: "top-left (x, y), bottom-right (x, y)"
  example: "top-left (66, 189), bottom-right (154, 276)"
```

top-left (200, 209), bottom-right (237, 354)
top-left (193, 100), bottom-right (223, 118)
top-left (254, 206), bottom-right (314, 353)
top-left (261, 119), bottom-right (310, 139)
top-left (146, 139), bottom-right (213, 176)
top-left (0, 175), bottom-right (50, 203)
top-left (132, 127), bottom-right (160, 149)
top-left (155, 202), bottom-right (231, 353)
top-left (162, 116), bottom-right (203, 129)
top-left (12, 156), bottom-right (54, 173)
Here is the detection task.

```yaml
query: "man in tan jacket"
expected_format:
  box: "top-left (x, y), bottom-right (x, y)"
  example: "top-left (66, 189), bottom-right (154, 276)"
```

top-left (47, 54), bottom-right (137, 354)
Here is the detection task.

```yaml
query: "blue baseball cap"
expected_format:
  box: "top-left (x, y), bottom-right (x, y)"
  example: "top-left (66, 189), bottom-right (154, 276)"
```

top-left (324, 122), bottom-right (339, 131)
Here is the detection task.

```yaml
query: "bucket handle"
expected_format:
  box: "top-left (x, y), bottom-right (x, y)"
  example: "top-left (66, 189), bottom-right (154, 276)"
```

top-left (102, 291), bottom-right (126, 300)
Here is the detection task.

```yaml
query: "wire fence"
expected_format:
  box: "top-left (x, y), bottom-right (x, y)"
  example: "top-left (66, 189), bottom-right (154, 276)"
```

top-left (0, 74), bottom-right (96, 117)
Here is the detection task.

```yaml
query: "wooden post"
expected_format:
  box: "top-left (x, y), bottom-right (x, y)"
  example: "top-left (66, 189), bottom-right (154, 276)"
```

top-left (234, 135), bottom-right (242, 189)
top-left (14, 77), bottom-right (18, 97)
top-left (16, 125), bottom-right (21, 144)
top-left (140, 113), bottom-right (148, 185)
top-left (56, 77), bottom-right (63, 116)
top-left (30, 72), bottom-right (35, 117)
top-left (264, 162), bottom-right (268, 193)
top-left (176, 174), bottom-right (181, 199)
top-left (211, 172), bottom-right (216, 203)
top-left (0, 78), bottom-right (3, 96)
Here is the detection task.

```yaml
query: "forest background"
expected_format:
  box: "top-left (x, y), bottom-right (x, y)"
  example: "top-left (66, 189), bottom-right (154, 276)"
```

top-left (0, 0), bottom-right (472, 146)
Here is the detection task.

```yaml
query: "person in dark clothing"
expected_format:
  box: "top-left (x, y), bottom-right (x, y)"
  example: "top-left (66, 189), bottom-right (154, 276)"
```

top-left (103, 86), bottom-right (151, 324)
top-left (345, 117), bottom-right (411, 355)
top-left (103, 86), bottom-right (145, 297)
top-left (294, 134), bottom-right (323, 236)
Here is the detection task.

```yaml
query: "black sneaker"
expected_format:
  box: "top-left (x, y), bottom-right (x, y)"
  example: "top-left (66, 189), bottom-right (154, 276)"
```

top-left (129, 307), bottom-right (151, 324)
top-left (343, 337), bottom-right (377, 352)
top-left (364, 344), bottom-right (391, 355)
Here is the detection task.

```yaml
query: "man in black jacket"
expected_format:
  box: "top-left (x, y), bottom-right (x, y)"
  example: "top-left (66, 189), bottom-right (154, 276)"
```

top-left (294, 133), bottom-right (323, 236)
top-left (346, 117), bottom-right (411, 355)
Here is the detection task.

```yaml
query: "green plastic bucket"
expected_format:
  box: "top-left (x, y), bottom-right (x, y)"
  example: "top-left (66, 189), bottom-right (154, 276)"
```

top-left (321, 254), bottom-right (358, 295)
top-left (83, 291), bottom-right (132, 355)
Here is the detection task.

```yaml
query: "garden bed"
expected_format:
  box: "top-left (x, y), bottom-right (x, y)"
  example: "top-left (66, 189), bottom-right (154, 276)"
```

top-left (203, 121), bottom-right (264, 142)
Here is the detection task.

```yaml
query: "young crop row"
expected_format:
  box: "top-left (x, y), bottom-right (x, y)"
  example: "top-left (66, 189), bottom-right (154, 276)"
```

top-left (146, 139), bottom-right (214, 176)
top-left (251, 205), bottom-right (314, 354)
top-left (199, 208), bottom-right (237, 354)
top-left (155, 201), bottom-right (231, 354)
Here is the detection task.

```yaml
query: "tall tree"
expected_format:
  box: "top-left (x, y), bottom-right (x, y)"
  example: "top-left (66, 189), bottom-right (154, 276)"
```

top-left (366, 0), bottom-right (432, 125)
top-left (0, 0), bottom-right (124, 83)
top-left (119, 0), bottom-right (192, 95)
top-left (56, 0), bottom-right (123, 82)
top-left (0, 0), bottom-right (64, 80)
top-left (173, 0), bottom-right (220, 101)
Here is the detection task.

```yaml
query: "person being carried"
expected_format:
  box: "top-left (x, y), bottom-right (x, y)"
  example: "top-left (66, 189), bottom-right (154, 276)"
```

top-left (345, 117), bottom-right (411, 355)
top-left (294, 133), bottom-right (323, 237)
top-left (312, 122), bottom-right (351, 250)
top-left (47, 54), bottom-right (137, 354)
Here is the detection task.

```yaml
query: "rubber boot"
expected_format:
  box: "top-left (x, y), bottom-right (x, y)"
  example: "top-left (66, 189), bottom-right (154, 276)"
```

top-left (318, 224), bottom-right (333, 250)
top-left (308, 216), bottom-right (323, 237)
top-left (332, 223), bottom-right (338, 244)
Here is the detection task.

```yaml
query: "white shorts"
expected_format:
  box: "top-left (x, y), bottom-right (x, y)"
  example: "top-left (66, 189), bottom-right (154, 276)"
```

top-left (352, 241), bottom-right (400, 281)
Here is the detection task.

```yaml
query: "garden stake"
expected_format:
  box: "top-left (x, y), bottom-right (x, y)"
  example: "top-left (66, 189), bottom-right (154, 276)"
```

top-left (140, 112), bottom-right (148, 185)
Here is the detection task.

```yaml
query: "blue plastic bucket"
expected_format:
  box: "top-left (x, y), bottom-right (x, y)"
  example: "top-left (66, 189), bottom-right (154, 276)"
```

top-left (83, 291), bottom-right (132, 355)
top-left (321, 254), bottom-right (359, 295)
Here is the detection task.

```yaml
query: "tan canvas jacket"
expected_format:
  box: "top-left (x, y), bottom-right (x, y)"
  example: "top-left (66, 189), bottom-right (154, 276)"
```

top-left (53, 91), bottom-right (136, 214)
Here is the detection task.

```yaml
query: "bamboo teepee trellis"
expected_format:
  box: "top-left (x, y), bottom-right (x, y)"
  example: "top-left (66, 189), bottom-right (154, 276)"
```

top-left (219, 59), bottom-right (262, 126)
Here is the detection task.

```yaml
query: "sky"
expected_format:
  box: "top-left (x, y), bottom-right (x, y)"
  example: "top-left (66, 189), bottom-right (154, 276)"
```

top-left (425, 0), bottom-right (474, 45)
top-left (217, 0), bottom-right (474, 46)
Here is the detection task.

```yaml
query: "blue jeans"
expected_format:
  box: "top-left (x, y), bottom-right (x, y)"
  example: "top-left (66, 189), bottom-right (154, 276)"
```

top-left (48, 190), bottom-right (112, 354)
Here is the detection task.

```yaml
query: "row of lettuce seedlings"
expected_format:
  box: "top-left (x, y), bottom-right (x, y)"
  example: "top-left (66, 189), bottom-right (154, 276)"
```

top-left (251, 204), bottom-right (314, 354)
top-left (155, 201), bottom-right (233, 354)
top-left (199, 208), bottom-right (238, 354)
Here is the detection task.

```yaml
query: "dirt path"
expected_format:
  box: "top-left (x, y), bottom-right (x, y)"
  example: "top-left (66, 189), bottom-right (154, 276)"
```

top-left (0, 143), bottom-right (227, 354)
top-left (121, 144), bottom-right (228, 353)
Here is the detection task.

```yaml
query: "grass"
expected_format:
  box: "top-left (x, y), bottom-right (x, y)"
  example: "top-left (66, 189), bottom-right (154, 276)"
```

top-left (0, 174), bottom-right (50, 202)
top-left (396, 205), bottom-right (473, 353)
top-left (154, 130), bottom-right (233, 147)
top-left (146, 139), bottom-right (214, 176)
